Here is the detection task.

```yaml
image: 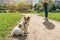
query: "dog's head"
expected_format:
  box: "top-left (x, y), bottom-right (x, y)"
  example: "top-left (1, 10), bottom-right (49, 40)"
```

top-left (24, 16), bottom-right (30, 24)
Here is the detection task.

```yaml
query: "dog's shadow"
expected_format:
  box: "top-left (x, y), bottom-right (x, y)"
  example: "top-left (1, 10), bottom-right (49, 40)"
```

top-left (43, 19), bottom-right (55, 30)
top-left (12, 35), bottom-right (27, 40)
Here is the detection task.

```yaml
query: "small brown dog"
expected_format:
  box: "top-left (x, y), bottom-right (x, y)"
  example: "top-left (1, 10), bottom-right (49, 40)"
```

top-left (10, 16), bottom-right (30, 36)
top-left (23, 16), bottom-right (30, 34)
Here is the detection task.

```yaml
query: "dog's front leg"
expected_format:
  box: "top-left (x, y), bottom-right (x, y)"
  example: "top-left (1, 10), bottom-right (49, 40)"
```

top-left (24, 26), bottom-right (28, 34)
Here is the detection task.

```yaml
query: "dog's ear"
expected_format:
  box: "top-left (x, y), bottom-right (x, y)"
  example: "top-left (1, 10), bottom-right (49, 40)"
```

top-left (27, 16), bottom-right (30, 20)
top-left (18, 24), bottom-right (21, 28)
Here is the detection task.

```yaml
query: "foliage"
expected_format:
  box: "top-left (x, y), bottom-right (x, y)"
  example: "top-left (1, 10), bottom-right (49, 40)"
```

top-left (0, 2), bottom-right (33, 13)
top-left (0, 4), bottom-right (8, 13)
top-left (49, 5), bottom-right (56, 12)
top-left (34, 4), bottom-right (41, 13)
top-left (17, 2), bottom-right (32, 12)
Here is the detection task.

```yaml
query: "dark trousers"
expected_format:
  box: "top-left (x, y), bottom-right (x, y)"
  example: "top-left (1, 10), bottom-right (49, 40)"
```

top-left (44, 3), bottom-right (48, 18)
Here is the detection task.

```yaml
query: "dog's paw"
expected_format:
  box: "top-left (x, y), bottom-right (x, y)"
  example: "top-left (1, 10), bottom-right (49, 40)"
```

top-left (22, 34), bottom-right (27, 36)
top-left (24, 32), bottom-right (29, 34)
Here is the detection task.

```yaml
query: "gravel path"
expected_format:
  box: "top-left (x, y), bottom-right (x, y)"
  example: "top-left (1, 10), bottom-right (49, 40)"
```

top-left (10, 14), bottom-right (60, 40)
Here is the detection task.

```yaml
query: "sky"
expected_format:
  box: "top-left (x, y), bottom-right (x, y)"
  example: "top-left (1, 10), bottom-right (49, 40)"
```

top-left (33, 0), bottom-right (39, 5)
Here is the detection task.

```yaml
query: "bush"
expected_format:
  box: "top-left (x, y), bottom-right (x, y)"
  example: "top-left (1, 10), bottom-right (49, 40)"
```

top-left (0, 3), bottom-right (33, 13)
top-left (17, 2), bottom-right (32, 12)
top-left (56, 5), bottom-right (60, 12)
top-left (8, 5), bottom-right (17, 12)
top-left (34, 4), bottom-right (41, 13)
top-left (52, 5), bottom-right (56, 11)
top-left (49, 5), bottom-right (56, 12)
top-left (56, 5), bottom-right (60, 9)
top-left (0, 4), bottom-right (9, 13)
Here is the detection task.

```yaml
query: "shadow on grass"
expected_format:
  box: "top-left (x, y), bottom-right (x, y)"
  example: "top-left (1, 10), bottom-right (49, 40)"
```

top-left (12, 35), bottom-right (27, 40)
top-left (43, 19), bottom-right (55, 30)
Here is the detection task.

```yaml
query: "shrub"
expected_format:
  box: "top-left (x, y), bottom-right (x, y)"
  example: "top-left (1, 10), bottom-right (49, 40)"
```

top-left (8, 4), bottom-right (17, 12)
top-left (49, 5), bottom-right (56, 12)
top-left (17, 2), bottom-right (32, 12)
top-left (34, 4), bottom-right (41, 13)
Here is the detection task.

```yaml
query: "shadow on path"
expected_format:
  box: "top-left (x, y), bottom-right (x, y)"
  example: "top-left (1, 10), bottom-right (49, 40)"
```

top-left (12, 35), bottom-right (27, 40)
top-left (43, 19), bottom-right (55, 30)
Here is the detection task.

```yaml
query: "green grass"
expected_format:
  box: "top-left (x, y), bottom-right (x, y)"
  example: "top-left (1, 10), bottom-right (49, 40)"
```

top-left (39, 12), bottom-right (60, 21)
top-left (0, 13), bottom-right (22, 40)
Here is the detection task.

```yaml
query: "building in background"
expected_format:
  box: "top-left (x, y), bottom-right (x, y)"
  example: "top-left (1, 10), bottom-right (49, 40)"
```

top-left (0, 0), bottom-right (16, 5)
top-left (0, 0), bottom-right (2, 4)
top-left (55, 0), bottom-right (60, 6)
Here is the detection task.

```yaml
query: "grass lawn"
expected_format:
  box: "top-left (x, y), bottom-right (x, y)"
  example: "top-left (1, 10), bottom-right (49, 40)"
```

top-left (39, 12), bottom-right (60, 21)
top-left (0, 13), bottom-right (22, 40)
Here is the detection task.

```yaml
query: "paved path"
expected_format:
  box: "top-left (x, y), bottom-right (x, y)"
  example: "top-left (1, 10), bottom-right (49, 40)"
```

top-left (10, 14), bottom-right (60, 40)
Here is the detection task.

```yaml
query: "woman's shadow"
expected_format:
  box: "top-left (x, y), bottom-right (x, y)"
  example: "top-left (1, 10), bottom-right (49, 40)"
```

top-left (43, 19), bottom-right (55, 30)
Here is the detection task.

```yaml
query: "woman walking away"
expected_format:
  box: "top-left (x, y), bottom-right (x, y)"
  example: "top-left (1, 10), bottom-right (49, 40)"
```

top-left (44, 0), bottom-right (48, 20)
